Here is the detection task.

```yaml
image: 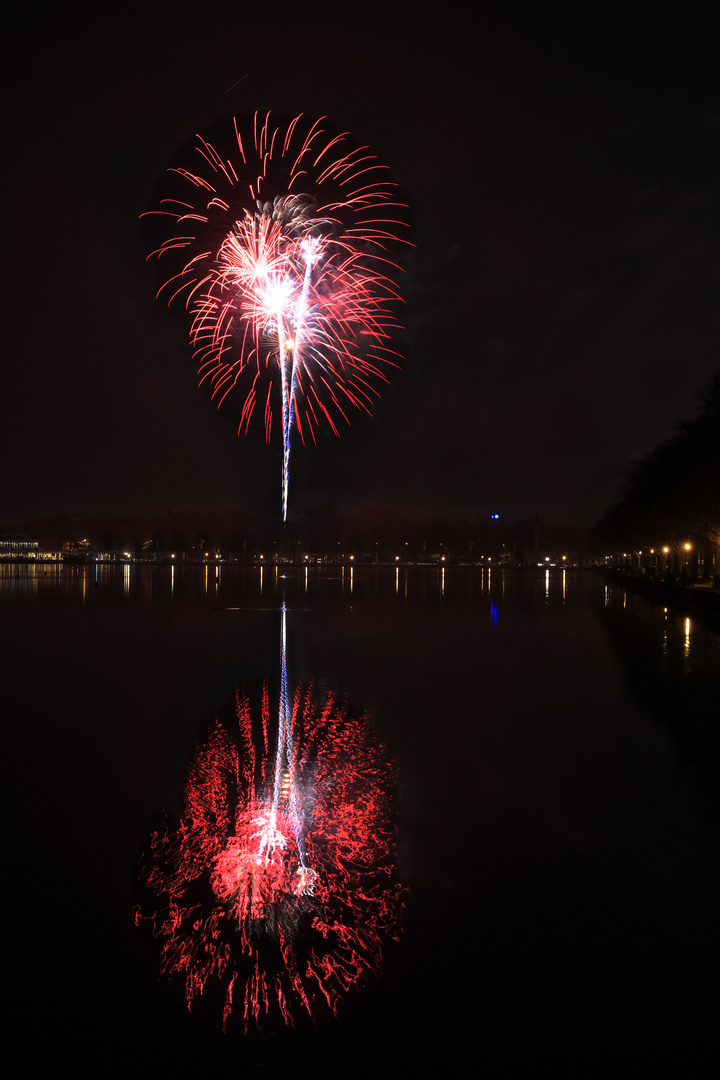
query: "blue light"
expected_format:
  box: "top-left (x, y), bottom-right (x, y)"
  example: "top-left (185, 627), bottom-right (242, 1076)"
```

top-left (491, 513), bottom-right (500, 520)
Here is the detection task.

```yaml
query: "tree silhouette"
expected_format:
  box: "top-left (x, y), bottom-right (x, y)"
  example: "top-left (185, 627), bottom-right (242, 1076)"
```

top-left (595, 370), bottom-right (720, 569)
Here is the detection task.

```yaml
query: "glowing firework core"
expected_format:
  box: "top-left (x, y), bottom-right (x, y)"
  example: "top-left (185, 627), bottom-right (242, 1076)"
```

top-left (146, 114), bottom-right (408, 518)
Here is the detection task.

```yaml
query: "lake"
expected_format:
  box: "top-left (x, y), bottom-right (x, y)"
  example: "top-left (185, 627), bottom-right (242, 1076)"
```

top-left (3, 563), bottom-right (719, 1074)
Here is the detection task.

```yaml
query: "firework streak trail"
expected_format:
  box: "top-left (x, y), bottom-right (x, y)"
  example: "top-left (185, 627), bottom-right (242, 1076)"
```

top-left (144, 113), bottom-right (408, 519)
top-left (134, 604), bottom-right (403, 1032)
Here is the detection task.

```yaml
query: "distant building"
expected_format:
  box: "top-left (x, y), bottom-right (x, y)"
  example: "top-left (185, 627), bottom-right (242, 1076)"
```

top-left (0, 536), bottom-right (62, 561)
top-left (0, 536), bottom-right (39, 557)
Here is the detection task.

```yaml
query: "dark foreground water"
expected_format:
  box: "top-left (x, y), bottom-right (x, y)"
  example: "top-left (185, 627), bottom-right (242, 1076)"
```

top-left (3, 564), bottom-right (719, 1075)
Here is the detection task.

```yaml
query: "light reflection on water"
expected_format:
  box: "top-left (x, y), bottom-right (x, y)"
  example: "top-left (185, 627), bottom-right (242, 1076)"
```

top-left (3, 563), bottom-right (718, 693)
top-left (598, 579), bottom-right (720, 684)
top-left (0, 561), bottom-right (586, 608)
top-left (2, 563), bottom-right (720, 1070)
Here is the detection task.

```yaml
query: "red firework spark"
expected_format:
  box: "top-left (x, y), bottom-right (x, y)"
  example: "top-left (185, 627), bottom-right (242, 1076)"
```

top-left (144, 112), bottom-right (408, 448)
top-left (134, 682), bottom-right (403, 1033)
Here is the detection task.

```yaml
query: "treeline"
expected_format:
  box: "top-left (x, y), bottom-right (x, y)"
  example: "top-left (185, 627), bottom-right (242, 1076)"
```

top-left (594, 371), bottom-right (720, 562)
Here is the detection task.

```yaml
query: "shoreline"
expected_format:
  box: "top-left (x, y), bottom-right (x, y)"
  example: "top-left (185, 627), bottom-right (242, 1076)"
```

top-left (596, 567), bottom-right (720, 619)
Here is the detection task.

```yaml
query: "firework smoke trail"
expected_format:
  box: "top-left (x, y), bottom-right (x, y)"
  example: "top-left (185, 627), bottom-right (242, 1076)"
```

top-left (144, 112), bottom-right (408, 520)
top-left (134, 611), bottom-right (403, 1033)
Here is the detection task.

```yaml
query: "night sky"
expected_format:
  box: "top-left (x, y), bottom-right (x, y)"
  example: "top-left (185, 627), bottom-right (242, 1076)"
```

top-left (3, 2), bottom-right (719, 528)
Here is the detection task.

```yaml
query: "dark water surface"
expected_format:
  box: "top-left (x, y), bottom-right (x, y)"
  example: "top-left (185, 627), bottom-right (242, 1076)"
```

top-left (3, 564), bottom-right (719, 1074)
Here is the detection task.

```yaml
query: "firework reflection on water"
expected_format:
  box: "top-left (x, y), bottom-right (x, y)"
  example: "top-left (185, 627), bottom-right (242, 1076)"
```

top-left (134, 672), bottom-right (402, 1033)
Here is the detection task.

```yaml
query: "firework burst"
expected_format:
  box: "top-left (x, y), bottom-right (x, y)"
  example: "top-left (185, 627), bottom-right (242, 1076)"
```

top-left (145, 112), bottom-right (408, 519)
top-left (134, 676), bottom-right (403, 1033)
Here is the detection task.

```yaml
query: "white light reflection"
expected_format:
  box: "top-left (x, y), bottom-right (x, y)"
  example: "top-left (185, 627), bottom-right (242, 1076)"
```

top-left (123, 563), bottom-right (130, 596)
